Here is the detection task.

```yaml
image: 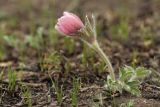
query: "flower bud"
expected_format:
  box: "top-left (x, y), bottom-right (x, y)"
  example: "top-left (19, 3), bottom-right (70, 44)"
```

top-left (55, 12), bottom-right (84, 36)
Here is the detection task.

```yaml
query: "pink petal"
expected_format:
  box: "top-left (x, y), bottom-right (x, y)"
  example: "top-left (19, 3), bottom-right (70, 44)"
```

top-left (58, 17), bottom-right (78, 34)
top-left (63, 12), bottom-right (84, 27)
top-left (55, 25), bottom-right (65, 35)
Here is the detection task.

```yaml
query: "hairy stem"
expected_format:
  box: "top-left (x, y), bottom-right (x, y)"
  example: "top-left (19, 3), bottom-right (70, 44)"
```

top-left (92, 40), bottom-right (115, 80)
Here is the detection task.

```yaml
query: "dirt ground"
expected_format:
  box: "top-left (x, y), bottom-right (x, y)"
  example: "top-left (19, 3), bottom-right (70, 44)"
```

top-left (0, 0), bottom-right (160, 107)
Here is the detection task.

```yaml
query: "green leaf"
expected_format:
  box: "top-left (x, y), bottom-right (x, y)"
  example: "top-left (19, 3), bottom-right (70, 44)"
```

top-left (126, 80), bottom-right (140, 87)
top-left (119, 66), bottom-right (134, 81)
top-left (136, 67), bottom-right (151, 78)
top-left (130, 87), bottom-right (141, 96)
top-left (105, 66), bottom-right (151, 96)
top-left (126, 80), bottom-right (141, 96)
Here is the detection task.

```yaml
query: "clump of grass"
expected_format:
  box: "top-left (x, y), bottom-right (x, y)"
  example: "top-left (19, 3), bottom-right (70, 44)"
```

top-left (56, 85), bottom-right (64, 106)
top-left (48, 71), bottom-right (64, 106)
top-left (140, 25), bottom-right (154, 46)
top-left (39, 52), bottom-right (64, 72)
top-left (71, 78), bottom-right (81, 107)
top-left (40, 51), bottom-right (72, 76)
top-left (21, 85), bottom-right (32, 107)
top-left (51, 80), bottom-right (64, 106)
top-left (8, 69), bottom-right (17, 91)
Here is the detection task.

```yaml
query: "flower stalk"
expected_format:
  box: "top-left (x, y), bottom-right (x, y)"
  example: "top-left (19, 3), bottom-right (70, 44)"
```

top-left (92, 40), bottom-right (115, 80)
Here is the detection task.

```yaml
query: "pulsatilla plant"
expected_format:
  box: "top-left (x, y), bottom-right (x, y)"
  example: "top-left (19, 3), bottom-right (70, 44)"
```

top-left (55, 12), bottom-right (115, 81)
top-left (55, 12), bottom-right (151, 95)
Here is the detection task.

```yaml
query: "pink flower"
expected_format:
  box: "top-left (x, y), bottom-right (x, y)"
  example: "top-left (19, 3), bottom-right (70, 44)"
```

top-left (55, 12), bottom-right (84, 36)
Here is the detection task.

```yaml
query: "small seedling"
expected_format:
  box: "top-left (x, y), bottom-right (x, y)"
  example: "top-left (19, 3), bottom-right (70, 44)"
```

top-left (3, 35), bottom-right (26, 61)
top-left (140, 25), bottom-right (154, 46)
top-left (71, 78), bottom-right (81, 107)
top-left (120, 100), bottom-right (134, 107)
top-left (21, 85), bottom-right (32, 107)
top-left (8, 69), bottom-right (17, 91)
top-left (25, 27), bottom-right (44, 50)
top-left (54, 83), bottom-right (63, 106)
top-left (109, 18), bottom-right (130, 41)
top-left (49, 75), bottom-right (64, 106)
top-left (3, 35), bottom-right (19, 49)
